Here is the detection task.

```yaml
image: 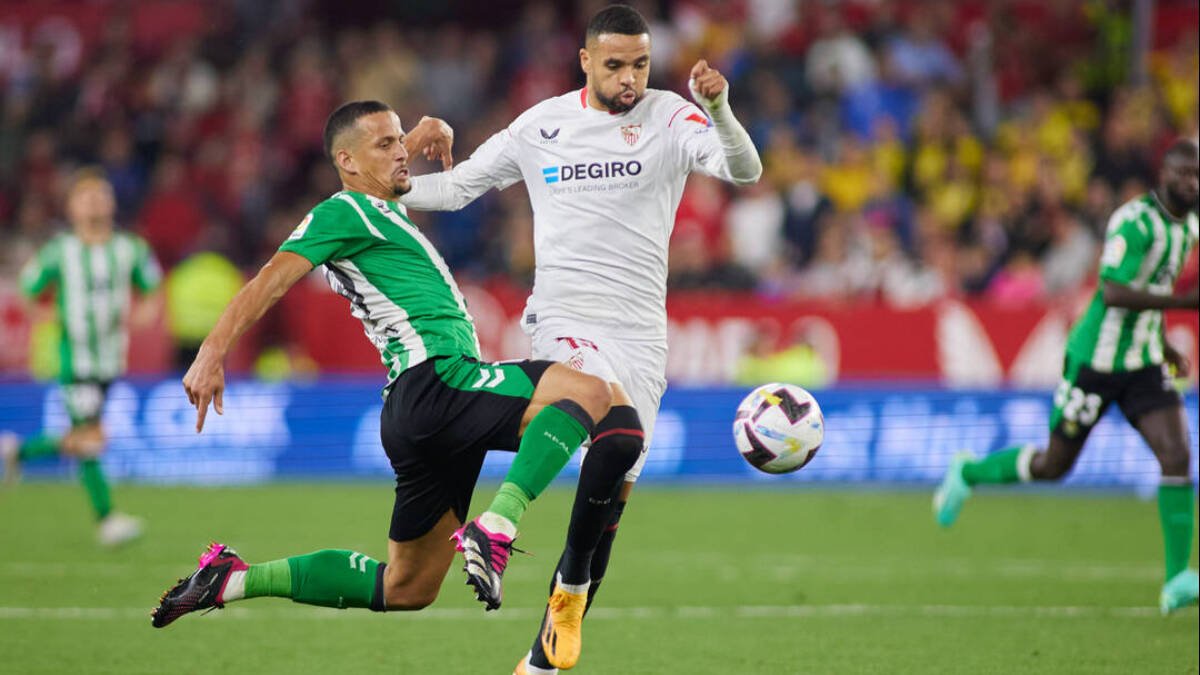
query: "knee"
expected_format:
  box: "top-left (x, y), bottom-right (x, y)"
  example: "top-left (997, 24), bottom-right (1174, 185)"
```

top-left (591, 406), bottom-right (644, 472)
top-left (593, 433), bottom-right (641, 473)
top-left (63, 427), bottom-right (104, 458)
top-left (570, 374), bottom-right (613, 424)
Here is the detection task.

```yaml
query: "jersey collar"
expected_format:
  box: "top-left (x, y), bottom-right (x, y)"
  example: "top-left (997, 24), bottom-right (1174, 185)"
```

top-left (1149, 191), bottom-right (1189, 223)
top-left (579, 87), bottom-right (626, 116)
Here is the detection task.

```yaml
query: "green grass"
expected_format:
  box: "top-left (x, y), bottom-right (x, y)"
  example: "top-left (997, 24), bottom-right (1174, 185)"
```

top-left (1, 483), bottom-right (1196, 674)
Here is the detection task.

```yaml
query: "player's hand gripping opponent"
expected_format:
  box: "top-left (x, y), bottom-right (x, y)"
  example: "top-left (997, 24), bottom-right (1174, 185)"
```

top-left (688, 59), bottom-right (728, 112)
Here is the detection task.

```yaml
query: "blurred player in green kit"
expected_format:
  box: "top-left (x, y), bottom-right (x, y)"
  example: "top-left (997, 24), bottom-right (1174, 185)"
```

top-left (935, 139), bottom-right (1200, 614)
top-left (2, 168), bottom-right (162, 546)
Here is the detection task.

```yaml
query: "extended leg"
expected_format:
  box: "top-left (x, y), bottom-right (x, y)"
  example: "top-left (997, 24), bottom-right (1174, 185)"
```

top-left (935, 432), bottom-right (1087, 527)
top-left (152, 509), bottom-right (462, 628)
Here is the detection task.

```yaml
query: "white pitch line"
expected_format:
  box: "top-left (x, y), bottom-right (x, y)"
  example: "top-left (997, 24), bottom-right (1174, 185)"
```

top-left (1, 558), bottom-right (1162, 582)
top-left (0, 604), bottom-right (1172, 622)
top-left (619, 553), bottom-right (1162, 582)
top-left (1, 563), bottom-right (194, 576)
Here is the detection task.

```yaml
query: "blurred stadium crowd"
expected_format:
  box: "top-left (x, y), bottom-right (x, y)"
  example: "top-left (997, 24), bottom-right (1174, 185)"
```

top-left (0, 0), bottom-right (1197, 311)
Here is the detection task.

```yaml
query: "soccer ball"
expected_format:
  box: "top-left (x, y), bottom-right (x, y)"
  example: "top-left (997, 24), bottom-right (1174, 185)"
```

top-left (732, 383), bottom-right (824, 474)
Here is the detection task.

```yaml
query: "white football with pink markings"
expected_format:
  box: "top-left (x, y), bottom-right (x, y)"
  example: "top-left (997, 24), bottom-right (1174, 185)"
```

top-left (733, 383), bottom-right (824, 474)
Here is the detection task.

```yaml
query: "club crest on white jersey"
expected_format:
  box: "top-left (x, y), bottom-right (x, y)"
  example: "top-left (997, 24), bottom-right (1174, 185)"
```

top-left (621, 123), bottom-right (642, 146)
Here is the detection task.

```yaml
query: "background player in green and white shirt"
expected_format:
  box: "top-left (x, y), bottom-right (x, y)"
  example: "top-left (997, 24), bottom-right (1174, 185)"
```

top-left (934, 139), bottom-right (1200, 615)
top-left (1, 169), bottom-right (162, 547)
top-left (151, 101), bottom-right (615, 629)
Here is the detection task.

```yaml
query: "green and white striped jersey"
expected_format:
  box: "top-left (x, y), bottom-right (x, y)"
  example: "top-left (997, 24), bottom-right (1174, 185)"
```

top-left (278, 191), bottom-right (480, 385)
top-left (1067, 193), bottom-right (1199, 372)
top-left (20, 231), bottom-right (162, 383)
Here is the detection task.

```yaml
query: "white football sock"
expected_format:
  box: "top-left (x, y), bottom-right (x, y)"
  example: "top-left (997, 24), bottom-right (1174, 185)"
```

top-left (222, 570), bottom-right (247, 602)
top-left (478, 512), bottom-right (518, 539)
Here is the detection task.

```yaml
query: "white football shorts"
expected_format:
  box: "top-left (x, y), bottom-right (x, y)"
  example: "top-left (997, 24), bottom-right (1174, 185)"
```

top-left (524, 316), bottom-right (667, 482)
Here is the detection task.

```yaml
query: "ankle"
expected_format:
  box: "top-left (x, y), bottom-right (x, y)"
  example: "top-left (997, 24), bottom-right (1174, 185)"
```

top-left (555, 571), bottom-right (590, 596)
top-left (558, 545), bottom-right (593, 587)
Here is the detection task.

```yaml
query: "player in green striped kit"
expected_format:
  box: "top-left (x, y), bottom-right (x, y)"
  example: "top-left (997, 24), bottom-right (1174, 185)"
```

top-left (935, 139), bottom-right (1200, 614)
top-left (152, 101), bottom-right (614, 629)
top-left (0, 169), bottom-right (162, 546)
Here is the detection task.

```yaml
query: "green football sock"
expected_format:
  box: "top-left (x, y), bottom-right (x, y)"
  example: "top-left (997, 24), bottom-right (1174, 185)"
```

top-left (487, 403), bottom-right (590, 526)
top-left (488, 481), bottom-right (532, 527)
top-left (1158, 483), bottom-right (1195, 582)
top-left (18, 434), bottom-right (61, 461)
top-left (961, 446), bottom-right (1023, 486)
top-left (78, 458), bottom-right (112, 521)
top-left (244, 559), bottom-right (292, 599)
top-left (245, 550), bottom-right (381, 609)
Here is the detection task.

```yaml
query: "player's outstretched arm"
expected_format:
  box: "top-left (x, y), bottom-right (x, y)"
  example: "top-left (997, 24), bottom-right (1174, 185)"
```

top-left (400, 126), bottom-right (522, 212)
top-left (183, 251), bottom-right (313, 432)
top-left (1102, 280), bottom-right (1199, 311)
top-left (688, 59), bottom-right (762, 185)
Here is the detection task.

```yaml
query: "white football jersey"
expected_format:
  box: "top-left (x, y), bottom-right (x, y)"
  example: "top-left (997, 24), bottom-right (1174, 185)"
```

top-left (402, 87), bottom-right (744, 339)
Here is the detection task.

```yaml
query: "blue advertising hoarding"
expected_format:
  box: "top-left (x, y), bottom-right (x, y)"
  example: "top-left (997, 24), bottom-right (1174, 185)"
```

top-left (1, 379), bottom-right (1196, 491)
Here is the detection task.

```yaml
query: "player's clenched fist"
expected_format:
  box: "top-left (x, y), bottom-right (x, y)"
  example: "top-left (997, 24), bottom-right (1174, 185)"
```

top-left (688, 59), bottom-right (728, 111)
top-left (408, 116), bottom-right (455, 170)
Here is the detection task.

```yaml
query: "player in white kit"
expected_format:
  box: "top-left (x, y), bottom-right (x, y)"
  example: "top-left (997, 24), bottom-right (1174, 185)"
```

top-left (400, 6), bottom-right (761, 672)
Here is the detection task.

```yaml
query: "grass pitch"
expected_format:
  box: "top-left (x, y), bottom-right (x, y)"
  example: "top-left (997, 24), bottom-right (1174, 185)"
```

top-left (1, 483), bottom-right (1196, 674)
